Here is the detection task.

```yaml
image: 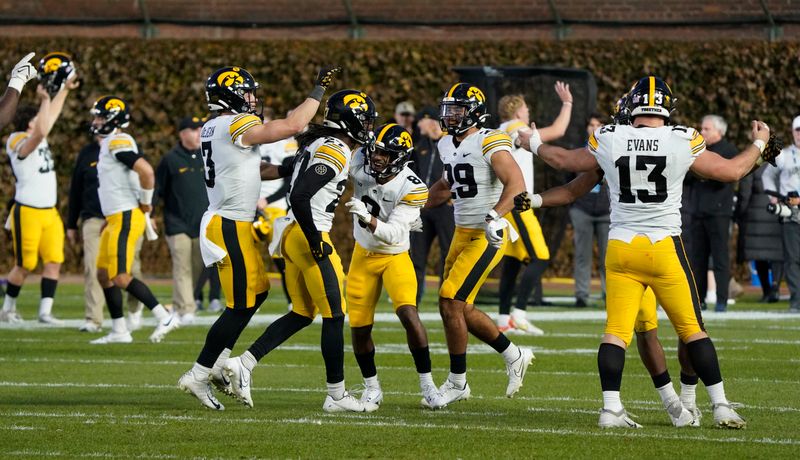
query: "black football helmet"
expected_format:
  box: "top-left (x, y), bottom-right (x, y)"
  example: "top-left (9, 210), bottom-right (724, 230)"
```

top-left (612, 93), bottom-right (632, 125)
top-left (38, 52), bottom-right (74, 97)
top-left (205, 66), bottom-right (259, 114)
top-left (366, 123), bottom-right (414, 180)
top-left (90, 95), bottom-right (131, 136)
top-left (439, 83), bottom-right (489, 136)
top-left (323, 89), bottom-right (378, 145)
top-left (627, 76), bottom-right (676, 120)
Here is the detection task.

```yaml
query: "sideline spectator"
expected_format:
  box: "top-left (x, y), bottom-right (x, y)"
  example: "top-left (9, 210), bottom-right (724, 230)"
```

top-left (762, 115), bottom-right (800, 313)
top-left (195, 267), bottom-right (222, 312)
top-left (689, 115), bottom-right (737, 312)
top-left (393, 101), bottom-right (415, 133)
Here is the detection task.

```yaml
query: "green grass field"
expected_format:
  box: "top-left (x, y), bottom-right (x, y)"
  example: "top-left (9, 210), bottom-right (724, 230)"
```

top-left (1, 282), bottom-right (799, 459)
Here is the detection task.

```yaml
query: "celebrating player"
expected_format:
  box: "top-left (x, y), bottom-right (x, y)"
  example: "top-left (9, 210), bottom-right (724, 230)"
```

top-left (520, 76), bottom-right (775, 428)
top-left (0, 52), bottom-right (38, 131)
top-left (344, 123), bottom-right (444, 409)
top-left (424, 83), bottom-right (535, 406)
top-left (1, 53), bottom-right (77, 324)
top-left (178, 65), bottom-right (339, 410)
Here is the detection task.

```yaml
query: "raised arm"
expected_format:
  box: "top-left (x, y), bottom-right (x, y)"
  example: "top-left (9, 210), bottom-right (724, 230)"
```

top-left (517, 123), bottom-right (598, 172)
top-left (691, 121), bottom-right (770, 182)
top-left (537, 81), bottom-right (573, 142)
top-left (16, 86), bottom-right (52, 158)
top-left (0, 52), bottom-right (37, 129)
top-left (534, 168), bottom-right (604, 208)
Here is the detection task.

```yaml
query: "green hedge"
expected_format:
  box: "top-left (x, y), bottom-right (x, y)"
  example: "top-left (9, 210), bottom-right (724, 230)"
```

top-left (0, 38), bottom-right (797, 276)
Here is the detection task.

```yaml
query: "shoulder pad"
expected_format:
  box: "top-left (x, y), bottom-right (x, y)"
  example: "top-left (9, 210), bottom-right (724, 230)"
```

top-left (108, 133), bottom-right (137, 153)
top-left (313, 138), bottom-right (349, 172)
top-left (670, 125), bottom-right (696, 140)
top-left (7, 132), bottom-right (29, 151)
top-left (229, 113), bottom-right (261, 143)
top-left (481, 130), bottom-right (513, 155)
top-left (503, 120), bottom-right (528, 135)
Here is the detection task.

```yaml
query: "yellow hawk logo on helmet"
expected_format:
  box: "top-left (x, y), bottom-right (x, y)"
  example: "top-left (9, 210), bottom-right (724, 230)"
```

top-left (397, 131), bottom-right (413, 148)
top-left (466, 87), bottom-right (485, 103)
top-left (343, 93), bottom-right (368, 111)
top-left (217, 69), bottom-right (244, 88)
top-left (105, 98), bottom-right (126, 112)
top-left (43, 57), bottom-right (63, 74)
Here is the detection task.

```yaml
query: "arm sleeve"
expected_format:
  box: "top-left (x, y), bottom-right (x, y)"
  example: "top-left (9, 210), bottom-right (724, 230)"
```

top-left (289, 163), bottom-right (335, 245)
top-left (66, 150), bottom-right (85, 229)
top-left (265, 180), bottom-right (290, 203)
top-left (114, 150), bottom-right (143, 169)
top-left (372, 203), bottom-right (421, 245)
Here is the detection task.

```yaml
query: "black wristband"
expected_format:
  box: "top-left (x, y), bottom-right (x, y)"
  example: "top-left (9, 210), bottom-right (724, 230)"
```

top-left (309, 85), bottom-right (325, 101)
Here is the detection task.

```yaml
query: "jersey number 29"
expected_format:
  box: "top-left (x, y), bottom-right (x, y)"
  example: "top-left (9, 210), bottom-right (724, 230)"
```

top-left (443, 163), bottom-right (478, 198)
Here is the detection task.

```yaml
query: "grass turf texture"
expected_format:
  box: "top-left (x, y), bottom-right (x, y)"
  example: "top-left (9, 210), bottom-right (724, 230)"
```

top-left (1, 282), bottom-right (799, 459)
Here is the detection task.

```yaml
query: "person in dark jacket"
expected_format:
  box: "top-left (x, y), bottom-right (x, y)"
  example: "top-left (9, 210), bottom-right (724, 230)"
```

top-left (155, 116), bottom-right (209, 324)
top-left (689, 115), bottom-right (738, 312)
top-left (735, 164), bottom-right (784, 302)
top-left (569, 114), bottom-right (608, 307)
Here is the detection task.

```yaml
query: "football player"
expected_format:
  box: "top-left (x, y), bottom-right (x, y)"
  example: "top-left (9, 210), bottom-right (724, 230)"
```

top-left (224, 89), bottom-right (378, 413)
top-left (0, 52), bottom-right (37, 130)
top-left (344, 123), bottom-right (444, 409)
top-left (424, 83), bottom-right (535, 406)
top-left (178, 65), bottom-right (339, 411)
top-left (520, 76), bottom-right (773, 429)
top-left (1, 53), bottom-right (77, 324)
top-left (88, 95), bottom-right (179, 344)
top-left (495, 84), bottom-right (573, 335)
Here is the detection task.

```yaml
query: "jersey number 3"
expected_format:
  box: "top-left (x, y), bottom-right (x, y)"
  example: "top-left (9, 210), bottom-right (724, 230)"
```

top-left (201, 141), bottom-right (215, 188)
top-left (614, 155), bottom-right (667, 203)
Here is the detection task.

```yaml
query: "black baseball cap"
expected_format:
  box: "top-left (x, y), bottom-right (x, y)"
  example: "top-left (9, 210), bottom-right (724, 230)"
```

top-left (178, 116), bottom-right (206, 131)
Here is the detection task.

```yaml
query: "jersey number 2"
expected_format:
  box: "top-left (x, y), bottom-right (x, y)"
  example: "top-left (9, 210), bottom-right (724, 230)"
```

top-left (201, 141), bottom-right (215, 188)
top-left (614, 155), bottom-right (667, 203)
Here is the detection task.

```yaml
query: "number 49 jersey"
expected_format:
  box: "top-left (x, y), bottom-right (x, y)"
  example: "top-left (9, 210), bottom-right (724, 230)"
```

top-left (438, 128), bottom-right (513, 229)
top-left (349, 147), bottom-right (428, 254)
top-left (286, 136), bottom-right (350, 233)
top-left (589, 124), bottom-right (706, 243)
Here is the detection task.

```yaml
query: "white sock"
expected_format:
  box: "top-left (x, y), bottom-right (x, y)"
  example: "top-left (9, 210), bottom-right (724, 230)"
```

top-left (656, 382), bottom-right (679, 405)
top-left (501, 342), bottom-right (521, 364)
top-left (497, 314), bottom-right (510, 327)
top-left (706, 381), bottom-right (728, 406)
top-left (364, 375), bottom-right (379, 388)
top-left (327, 380), bottom-right (346, 399)
top-left (192, 362), bottom-right (212, 381)
top-left (602, 390), bottom-right (624, 412)
top-left (680, 383), bottom-right (697, 407)
top-left (39, 297), bottom-right (54, 317)
top-left (213, 348), bottom-right (232, 373)
top-left (111, 317), bottom-right (129, 334)
top-left (447, 372), bottom-right (467, 388)
top-left (240, 350), bottom-right (257, 372)
top-left (151, 304), bottom-right (169, 322)
top-left (418, 372), bottom-right (434, 388)
top-left (3, 295), bottom-right (17, 312)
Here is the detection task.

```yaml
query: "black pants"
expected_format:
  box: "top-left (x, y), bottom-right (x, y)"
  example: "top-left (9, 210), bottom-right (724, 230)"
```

top-left (781, 221), bottom-right (800, 310)
top-left (194, 266), bottom-right (221, 302)
top-left (410, 204), bottom-right (455, 306)
top-left (689, 214), bottom-right (731, 306)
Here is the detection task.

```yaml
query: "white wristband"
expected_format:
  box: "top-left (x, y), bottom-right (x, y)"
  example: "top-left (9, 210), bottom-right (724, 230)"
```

top-left (8, 78), bottom-right (25, 94)
top-left (486, 209), bottom-right (501, 222)
top-left (531, 194), bottom-right (543, 209)
top-left (753, 139), bottom-right (766, 154)
top-left (140, 188), bottom-right (154, 205)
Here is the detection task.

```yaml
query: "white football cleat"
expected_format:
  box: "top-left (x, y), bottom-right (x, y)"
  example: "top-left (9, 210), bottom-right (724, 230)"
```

top-left (0, 310), bottom-right (23, 323)
top-left (420, 383), bottom-right (446, 410)
top-left (664, 396), bottom-right (696, 427)
top-left (224, 357), bottom-right (253, 408)
top-left (90, 331), bottom-right (133, 344)
top-left (436, 379), bottom-right (471, 406)
top-left (178, 370), bottom-right (224, 411)
top-left (509, 309), bottom-right (544, 336)
top-left (208, 299), bottom-right (223, 313)
top-left (505, 347), bottom-right (535, 398)
top-left (78, 321), bottom-right (102, 333)
top-left (323, 392), bottom-right (378, 413)
top-left (149, 312), bottom-right (180, 343)
top-left (38, 314), bottom-right (64, 325)
top-left (127, 309), bottom-right (142, 331)
top-left (683, 402), bottom-right (702, 426)
top-left (712, 402), bottom-right (746, 429)
top-left (598, 408), bottom-right (642, 428)
top-left (210, 367), bottom-right (234, 398)
top-left (179, 312), bottom-right (195, 325)
top-left (359, 384), bottom-right (383, 406)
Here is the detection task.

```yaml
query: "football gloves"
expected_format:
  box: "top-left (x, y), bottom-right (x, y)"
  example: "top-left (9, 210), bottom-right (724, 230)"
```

top-left (345, 198), bottom-right (372, 224)
top-left (761, 133), bottom-right (783, 167)
top-left (251, 212), bottom-right (271, 242)
top-left (409, 217), bottom-right (424, 233)
top-left (315, 66), bottom-right (342, 90)
top-left (8, 52), bottom-right (36, 93)
top-left (514, 192), bottom-right (531, 211)
top-left (310, 237), bottom-right (333, 262)
top-left (484, 210), bottom-right (506, 249)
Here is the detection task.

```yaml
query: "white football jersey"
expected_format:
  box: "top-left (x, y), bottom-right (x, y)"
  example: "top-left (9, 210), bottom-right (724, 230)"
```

top-left (499, 120), bottom-right (535, 195)
top-left (349, 147), bottom-right (428, 254)
top-left (589, 124), bottom-right (706, 243)
top-left (438, 128), bottom-right (514, 228)
top-left (201, 113), bottom-right (263, 222)
top-left (6, 132), bottom-right (57, 208)
top-left (287, 136), bottom-right (350, 233)
top-left (258, 137), bottom-right (298, 211)
top-left (97, 132), bottom-right (142, 216)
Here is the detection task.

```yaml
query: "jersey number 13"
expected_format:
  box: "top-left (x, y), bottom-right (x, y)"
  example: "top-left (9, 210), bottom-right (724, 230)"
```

top-left (614, 155), bottom-right (667, 204)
